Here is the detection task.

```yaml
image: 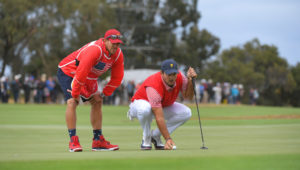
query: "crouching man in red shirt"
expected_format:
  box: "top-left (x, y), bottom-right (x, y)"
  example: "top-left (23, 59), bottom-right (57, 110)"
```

top-left (128, 59), bottom-right (197, 150)
top-left (57, 29), bottom-right (124, 152)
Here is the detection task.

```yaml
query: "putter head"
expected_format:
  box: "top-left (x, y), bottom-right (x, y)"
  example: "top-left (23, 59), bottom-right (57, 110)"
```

top-left (201, 146), bottom-right (208, 150)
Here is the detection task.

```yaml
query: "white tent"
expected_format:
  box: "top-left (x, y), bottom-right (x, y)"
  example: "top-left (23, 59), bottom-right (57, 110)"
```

top-left (123, 69), bottom-right (159, 83)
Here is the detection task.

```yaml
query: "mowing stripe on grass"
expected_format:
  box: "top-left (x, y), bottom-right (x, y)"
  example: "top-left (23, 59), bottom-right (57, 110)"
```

top-left (0, 123), bottom-right (299, 129)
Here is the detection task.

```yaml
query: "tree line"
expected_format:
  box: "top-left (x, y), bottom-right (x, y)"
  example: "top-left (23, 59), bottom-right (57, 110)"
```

top-left (1, 0), bottom-right (299, 106)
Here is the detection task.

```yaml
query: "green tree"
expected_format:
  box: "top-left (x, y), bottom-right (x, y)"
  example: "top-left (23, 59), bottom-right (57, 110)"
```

top-left (175, 27), bottom-right (220, 71)
top-left (24, 0), bottom-right (114, 76)
top-left (68, 0), bottom-right (115, 49)
top-left (25, 0), bottom-right (74, 76)
top-left (109, 0), bottom-right (203, 69)
top-left (290, 63), bottom-right (300, 106)
top-left (0, 0), bottom-right (38, 76)
top-left (1, 0), bottom-right (115, 77)
top-left (205, 38), bottom-right (295, 105)
top-left (1, 0), bottom-right (220, 81)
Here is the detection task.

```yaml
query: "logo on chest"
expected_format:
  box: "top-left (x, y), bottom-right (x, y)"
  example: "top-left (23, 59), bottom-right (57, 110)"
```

top-left (94, 62), bottom-right (106, 70)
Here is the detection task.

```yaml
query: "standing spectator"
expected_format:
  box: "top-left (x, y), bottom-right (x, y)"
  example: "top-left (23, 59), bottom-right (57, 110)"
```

top-left (36, 75), bottom-right (47, 103)
top-left (231, 84), bottom-right (239, 104)
top-left (207, 79), bottom-right (214, 103)
top-left (222, 82), bottom-right (231, 104)
top-left (126, 80), bottom-right (135, 102)
top-left (250, 88), bottom-right (259, 105)
top-left (213, 83), bottom-right (222, 104)
top-left (253, 88), bottom-right (259, 105)
top-left (249, 88), bottom-right (254, 105)
top-left (11, 74), bottom-right (22, 103)
top-left (114, 83), bottom-right (124, 105)
top-left (0, 76), bottom-right (10, 103)
top-left (46, 76), bottom-right (56, 103)
top-left (117, 83), bottom-right (125, 105)
top-left (237, 84), bottom-right (244, 104)
top-left (33, 78), bottom-right (39, 103)
top-left (199, 79), bottom-right (206, 103)
top-left (23, 76), bottom-right (33, 104)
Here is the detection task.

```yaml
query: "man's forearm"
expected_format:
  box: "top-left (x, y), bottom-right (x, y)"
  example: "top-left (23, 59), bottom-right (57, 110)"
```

top-left (152, 107), bottom-right (171, 140)
top-left (155, 117), bottom-right (171, 140)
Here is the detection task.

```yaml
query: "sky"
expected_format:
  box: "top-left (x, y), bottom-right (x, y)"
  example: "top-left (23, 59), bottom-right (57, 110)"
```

top-left (197, 0), bottom-right (300, 66)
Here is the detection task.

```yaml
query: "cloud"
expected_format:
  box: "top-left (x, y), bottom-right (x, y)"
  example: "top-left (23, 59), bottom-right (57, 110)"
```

top-left (198, 0), bottom-right (300, 65)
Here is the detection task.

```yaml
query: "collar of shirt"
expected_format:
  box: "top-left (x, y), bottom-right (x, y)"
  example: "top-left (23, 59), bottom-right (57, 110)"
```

top-left (161, 75), bottom-right (176, 92)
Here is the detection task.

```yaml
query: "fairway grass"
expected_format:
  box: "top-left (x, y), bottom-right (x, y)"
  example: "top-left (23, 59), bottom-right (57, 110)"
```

top-left (0, 104), bottom-right (300, 169)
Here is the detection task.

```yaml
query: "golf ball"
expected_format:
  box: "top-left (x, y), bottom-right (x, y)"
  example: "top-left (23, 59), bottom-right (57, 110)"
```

top-left (172, 145), bottom-right (177, 150)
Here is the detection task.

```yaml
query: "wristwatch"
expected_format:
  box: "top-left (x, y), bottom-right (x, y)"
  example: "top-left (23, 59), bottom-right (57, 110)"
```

top-left (100, 92), bottom-right (105, 98)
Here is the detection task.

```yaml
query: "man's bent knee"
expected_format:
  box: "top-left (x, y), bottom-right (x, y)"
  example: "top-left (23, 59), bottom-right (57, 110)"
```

top-left (90, 94), bottom-right (102, 106)
top-left (67, 98), bottom-right (79, 107)
top-left (185, 108), bottom-right (192, 120)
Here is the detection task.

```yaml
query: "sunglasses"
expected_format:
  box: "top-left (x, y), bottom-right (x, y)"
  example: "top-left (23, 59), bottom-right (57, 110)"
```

top-left (106, 35), bottom-right (123, 40)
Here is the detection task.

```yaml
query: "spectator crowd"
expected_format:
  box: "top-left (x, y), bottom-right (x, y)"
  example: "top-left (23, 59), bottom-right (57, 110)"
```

top-left (195, 79), bottom-right (259, 105)
top-left (0, 74), bottom-right (62, 104)
top-left (0, 74), bottom-right (259, 106)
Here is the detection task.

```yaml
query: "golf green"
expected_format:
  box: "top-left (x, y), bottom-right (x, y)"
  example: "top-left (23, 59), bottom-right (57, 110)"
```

top-left (0, 104), bottom-right (299, 170)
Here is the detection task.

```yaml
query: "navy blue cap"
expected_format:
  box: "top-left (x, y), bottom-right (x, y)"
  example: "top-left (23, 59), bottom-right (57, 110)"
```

top-left (161, 59), bottom-right (178, 75)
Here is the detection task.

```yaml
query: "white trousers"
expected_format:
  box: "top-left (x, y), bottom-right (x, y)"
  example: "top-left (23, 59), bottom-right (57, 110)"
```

top-left (128, 99), bottom-right (192, 142)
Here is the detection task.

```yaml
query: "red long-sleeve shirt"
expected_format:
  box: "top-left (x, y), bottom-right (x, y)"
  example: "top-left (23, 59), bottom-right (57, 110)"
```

top-left (58, 38), bottom-right (124, 98)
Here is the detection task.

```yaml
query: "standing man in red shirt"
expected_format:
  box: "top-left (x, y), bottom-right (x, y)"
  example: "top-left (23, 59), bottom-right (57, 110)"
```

top-left (57, 29), bottom-right (124, 152)
top-left (127, 59), bottom-right (197, 150)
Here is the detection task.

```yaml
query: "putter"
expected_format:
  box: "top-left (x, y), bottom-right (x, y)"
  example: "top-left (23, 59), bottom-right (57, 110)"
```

top-left (192, 78), bottom-right (208, 150)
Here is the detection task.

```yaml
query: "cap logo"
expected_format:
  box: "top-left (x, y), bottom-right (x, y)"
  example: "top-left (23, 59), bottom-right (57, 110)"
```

top-left (170, 64), bottom-right (173, 68)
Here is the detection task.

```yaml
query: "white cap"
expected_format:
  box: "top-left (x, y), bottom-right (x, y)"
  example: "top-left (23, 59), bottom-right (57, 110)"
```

top-left (14, 74), bottom-right (21, 80)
